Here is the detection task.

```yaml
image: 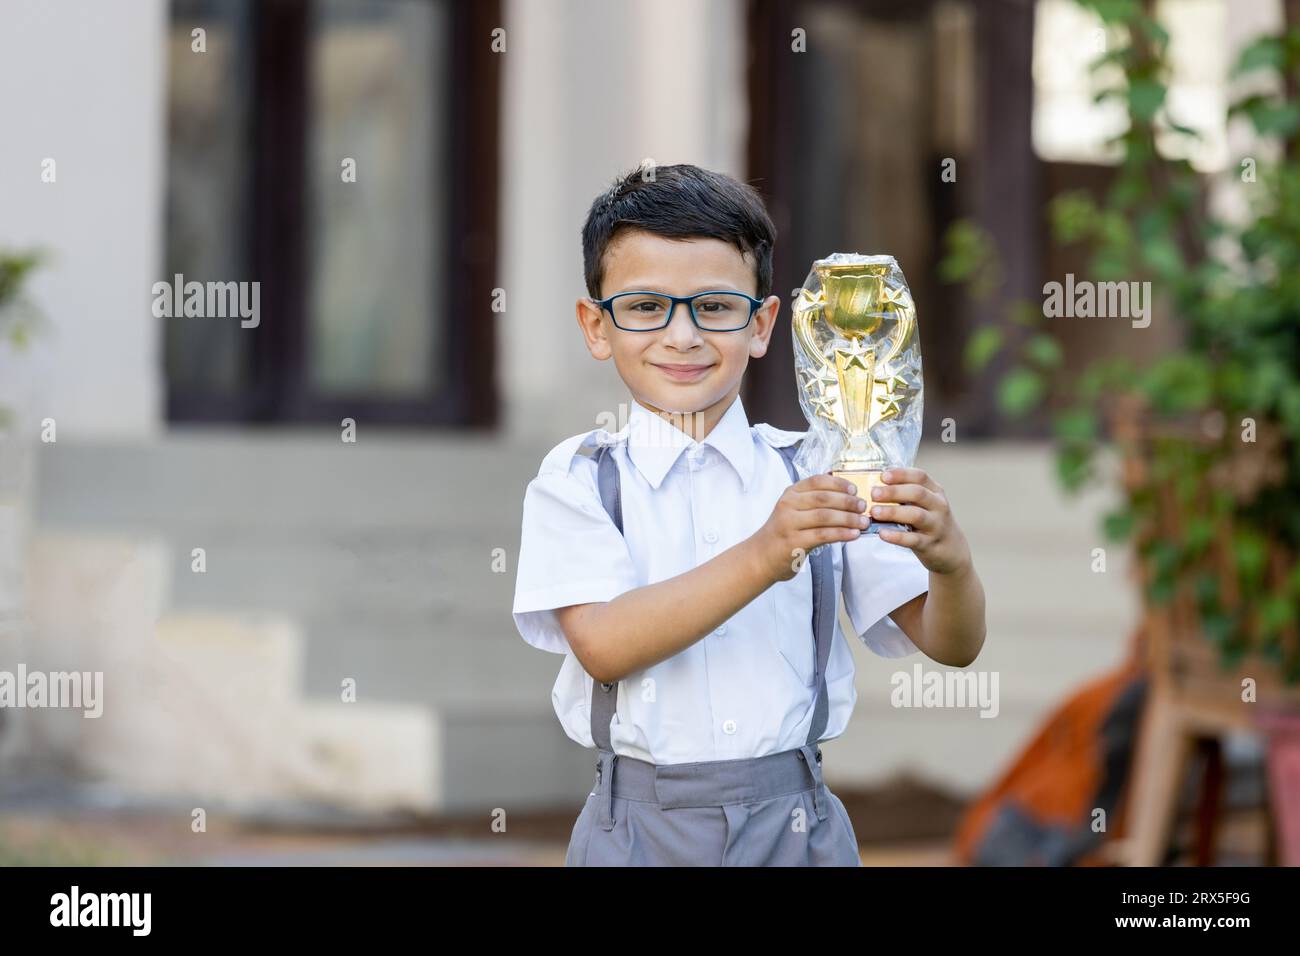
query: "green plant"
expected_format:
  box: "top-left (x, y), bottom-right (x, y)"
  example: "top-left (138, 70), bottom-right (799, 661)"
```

top-left (941, 0), bottom-right (1300, 680)
top-left (0, 250), bottom-right (48, 431)
top-left (0, 251), bottom-right (46, 347)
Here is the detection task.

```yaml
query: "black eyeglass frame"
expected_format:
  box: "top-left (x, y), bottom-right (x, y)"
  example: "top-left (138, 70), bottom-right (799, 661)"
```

top-left (591, 289), bottom-right (764, 332)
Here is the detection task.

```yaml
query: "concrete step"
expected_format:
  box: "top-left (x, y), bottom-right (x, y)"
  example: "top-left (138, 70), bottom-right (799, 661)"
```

top-left (156, 536), bottom-right (515, 633)
top-left (32, 433), bottom-right (536, 535)
top-left (11, 534), bottom-right (170, 766)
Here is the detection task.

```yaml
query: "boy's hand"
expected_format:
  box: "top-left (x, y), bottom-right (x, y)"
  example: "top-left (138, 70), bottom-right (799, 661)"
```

top-left (749, 474), bottom-right (868, 583)
top-left (870, 467), bottom-right (971, 575)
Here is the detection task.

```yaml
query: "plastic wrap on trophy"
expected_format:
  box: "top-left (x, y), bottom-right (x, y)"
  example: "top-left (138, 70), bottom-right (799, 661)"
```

top-left (791, 253), bottom-right (923, 534)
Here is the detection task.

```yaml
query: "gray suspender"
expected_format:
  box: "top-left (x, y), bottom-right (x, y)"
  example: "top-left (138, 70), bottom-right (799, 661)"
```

top-left (579, 438), bottom-right (835, 756)
top-left (585, 442), bottom-right (622, 753)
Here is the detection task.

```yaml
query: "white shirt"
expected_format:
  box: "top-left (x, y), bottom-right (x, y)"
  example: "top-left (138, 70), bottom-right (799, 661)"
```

top-left (512, 393), bottom-right (929, 765)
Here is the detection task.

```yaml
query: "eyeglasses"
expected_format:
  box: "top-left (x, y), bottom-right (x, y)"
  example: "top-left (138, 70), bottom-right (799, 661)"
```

top-left (592, 290), bottom-right (763, 332)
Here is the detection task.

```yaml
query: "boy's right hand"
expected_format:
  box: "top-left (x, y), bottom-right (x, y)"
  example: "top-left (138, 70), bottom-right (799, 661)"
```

top-left (748, 475), bottom-right (869, 583)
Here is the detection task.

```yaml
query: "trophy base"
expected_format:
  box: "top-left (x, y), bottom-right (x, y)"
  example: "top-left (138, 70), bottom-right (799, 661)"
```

top-left (832, 468), bottom-right (912, 536)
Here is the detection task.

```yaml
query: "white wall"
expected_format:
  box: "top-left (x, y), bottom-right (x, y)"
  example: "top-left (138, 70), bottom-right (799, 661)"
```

top-left (0, 0), bottom-right (168, 441)
top-left (499, 0), bottom-right (748, 442)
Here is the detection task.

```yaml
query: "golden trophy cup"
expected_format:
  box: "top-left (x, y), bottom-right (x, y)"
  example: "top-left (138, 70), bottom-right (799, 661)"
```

top-left (791, 253), bottom-right (923, 534)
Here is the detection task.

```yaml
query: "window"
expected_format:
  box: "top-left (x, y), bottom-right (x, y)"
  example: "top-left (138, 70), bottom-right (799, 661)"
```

top-left (164, 0), bottom-right (499, 425)
top-left (1032, 0), bottom-right (1231, 172)
top-left (746, 0), bottom-right (990, 434)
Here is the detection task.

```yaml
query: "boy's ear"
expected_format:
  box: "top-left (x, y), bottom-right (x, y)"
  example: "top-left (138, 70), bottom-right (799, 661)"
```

top-left (575, 297), bottom-right (613, 360)
top-left (748, 295), bottom-right (781, 359)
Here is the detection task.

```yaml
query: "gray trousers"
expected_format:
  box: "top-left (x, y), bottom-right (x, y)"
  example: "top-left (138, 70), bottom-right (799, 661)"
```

top-left (565, 744), bottom-right (861, 866)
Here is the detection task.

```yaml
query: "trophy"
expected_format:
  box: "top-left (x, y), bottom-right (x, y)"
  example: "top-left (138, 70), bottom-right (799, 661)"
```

top-left (791, 253), bottom-right (923, 534)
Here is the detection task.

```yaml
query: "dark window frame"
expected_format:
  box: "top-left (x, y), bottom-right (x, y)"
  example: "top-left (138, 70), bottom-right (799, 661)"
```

top-left (744, 0), bottom-right (1041, 438)
top-left (165, 0), bottom-right (500, 428)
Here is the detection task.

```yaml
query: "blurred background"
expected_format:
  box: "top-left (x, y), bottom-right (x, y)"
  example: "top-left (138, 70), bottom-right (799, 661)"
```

top-left (0, 0), bottom-right (1296, 866)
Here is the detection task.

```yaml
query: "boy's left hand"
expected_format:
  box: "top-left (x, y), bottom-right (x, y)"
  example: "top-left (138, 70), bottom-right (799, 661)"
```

top-left (869, 467), bottom-right (971, 575)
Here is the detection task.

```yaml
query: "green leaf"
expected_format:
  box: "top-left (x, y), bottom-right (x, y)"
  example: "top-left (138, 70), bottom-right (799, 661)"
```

top-left (939, 220), bottom-right (1002, 297)
top-left (0, 251), bottom-right (45, 308)
top-left (1193, 571), bottom-right (1220, 609)
top-left (1087, 0), bottom-right (1141, 25)
top-left (1056, 443), bottom-right (1093, 492)
top-left (1142, 355), bottom-right (1213, 413)
top-left (1143, 235), bottom-right (1184, 275)
top-left (1261, 596), bottom-right (1294, 636)
top-left (1233, 36), bottom-right (1284, 76)
top-left (964, 326), bottom-right (1003, 374)
top-left (1102, 507), bottom-right (1135, 542)
top-left (1077, 361), bottom-right (1128, 402)
top-left (1280, 385), bottom-right (1300, 433)
top-left (1147, 576), bottom-right (1176, 606)
top-left (1228, 92), bottom-right (1269, 121)
top-left (1050, 191), bottom-right (1099, 244)
top-left (1054, 408), bottom-right (1097, 443)
top-left (1024, 334), bottom-right (1064, 368)
top-left (1243, 100), bottom-right (1300, 137)
top-left (1128, 79), bottom-right (1166, 122)
top-left (1137, 15), bottom-right (1169, 49)
top-left (1149, 539), bottom-right (1183, 576)
top-left (1185, 516), bottom-right (1216, 556)
top-left (1249, 358), bottom-right (1289, 407)
top-left (1233, 529), bottom-right (1268, 587)
top-left (1202, 612), bottom-right (1235, 646)
top-left (998, 368), bottom-right (1046, 417)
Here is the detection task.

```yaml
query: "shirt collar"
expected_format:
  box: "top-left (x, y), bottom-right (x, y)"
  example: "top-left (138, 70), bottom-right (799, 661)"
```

top-left (626, 394), bottom-right (756, 491)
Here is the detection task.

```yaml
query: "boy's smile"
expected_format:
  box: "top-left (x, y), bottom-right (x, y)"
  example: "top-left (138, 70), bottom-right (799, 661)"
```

top-left (652, 360), bottom-right (714, 381)
top-left (575, 230), bottom-right (780, 441)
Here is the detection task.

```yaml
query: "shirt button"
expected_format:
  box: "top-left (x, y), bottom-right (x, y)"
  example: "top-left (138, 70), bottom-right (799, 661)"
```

top-left (722, 719), bottom-right (737, 735)
top-left (703, 529), bottom-right (718, 544)
top-left (714, 623), bottom-right (727, 635)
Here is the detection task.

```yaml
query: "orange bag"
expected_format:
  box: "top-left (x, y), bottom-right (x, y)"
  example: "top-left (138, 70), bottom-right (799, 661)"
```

top-left (953, 639), bottom-right (1148, 866)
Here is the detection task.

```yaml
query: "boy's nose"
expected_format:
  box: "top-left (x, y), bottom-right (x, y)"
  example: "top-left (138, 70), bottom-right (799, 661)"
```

top-left (661, 301), bottom-right (703, 346)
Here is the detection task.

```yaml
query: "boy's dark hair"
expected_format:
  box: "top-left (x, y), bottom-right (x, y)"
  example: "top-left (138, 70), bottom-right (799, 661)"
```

top-left (582, 164), bottom-right (777, 300)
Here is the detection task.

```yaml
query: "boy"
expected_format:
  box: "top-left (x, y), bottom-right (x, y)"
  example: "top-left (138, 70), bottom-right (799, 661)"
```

top-left (513, 164), bottom-right (986, 866)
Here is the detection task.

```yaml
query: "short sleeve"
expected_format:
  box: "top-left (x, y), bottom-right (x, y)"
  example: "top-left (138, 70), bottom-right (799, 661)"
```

top-left (842, 532), bottom-right (929, 658)
top-left (512, 466), bottom-right (639, 655)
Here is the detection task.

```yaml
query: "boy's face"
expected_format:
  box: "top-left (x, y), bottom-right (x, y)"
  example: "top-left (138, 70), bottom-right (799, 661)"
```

top-left (575, 230), bottom-right (780, 428)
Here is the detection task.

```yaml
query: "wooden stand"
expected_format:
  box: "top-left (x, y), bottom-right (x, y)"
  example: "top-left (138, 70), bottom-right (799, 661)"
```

top-left (1111, 401), bottom-right (1300, 866)
top-left (1120, 617), bottom-right (1300, 865)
